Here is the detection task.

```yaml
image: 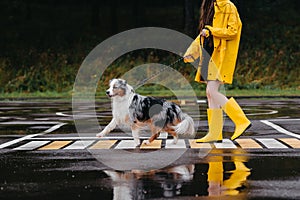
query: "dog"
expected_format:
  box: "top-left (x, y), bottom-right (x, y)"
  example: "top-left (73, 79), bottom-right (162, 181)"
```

top-left (96, 78), bottom-right (195, 146)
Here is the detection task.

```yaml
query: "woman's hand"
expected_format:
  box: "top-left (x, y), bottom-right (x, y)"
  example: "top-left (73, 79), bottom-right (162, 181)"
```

top-left (183, 55), bottom-right (195, 63)
top-left (201, 29), bottom-right (210, 37)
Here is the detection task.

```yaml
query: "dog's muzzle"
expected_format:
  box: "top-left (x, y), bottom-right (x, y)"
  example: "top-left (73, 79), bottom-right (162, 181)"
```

top-left (106, 90), bottom-right (116, 98)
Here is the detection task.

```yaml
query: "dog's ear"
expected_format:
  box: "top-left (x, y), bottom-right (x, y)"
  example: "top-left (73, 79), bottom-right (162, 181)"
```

top-left (120, 79), bottom-right (127, 85)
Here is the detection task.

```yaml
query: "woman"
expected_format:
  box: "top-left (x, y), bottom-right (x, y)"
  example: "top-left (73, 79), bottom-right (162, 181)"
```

top-left (184, 0), bottom-right (251, 143)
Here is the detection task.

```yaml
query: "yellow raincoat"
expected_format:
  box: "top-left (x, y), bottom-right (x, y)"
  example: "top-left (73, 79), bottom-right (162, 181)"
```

top-left (184, 0), bottom-right (242, 84)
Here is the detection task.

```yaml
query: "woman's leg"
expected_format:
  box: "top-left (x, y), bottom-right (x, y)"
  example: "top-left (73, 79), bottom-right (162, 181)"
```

top-left (201, 80), bottom-right (251, 142)
top-left (206, 80), bottom-right (228, 108)
top-left (207, 80), bottom-right (251, 140)
top-left (196, 81), bottom-right (225, 143)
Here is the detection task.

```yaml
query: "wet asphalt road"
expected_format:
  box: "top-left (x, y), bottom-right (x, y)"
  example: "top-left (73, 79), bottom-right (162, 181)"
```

top-left (0, 98), bottom-right (300, 200)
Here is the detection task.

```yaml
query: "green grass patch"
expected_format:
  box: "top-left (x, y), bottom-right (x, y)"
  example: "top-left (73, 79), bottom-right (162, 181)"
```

top-left (0, 91), bottom-right (72, 100)
top-left (1, 87), bottom-right (298, 100)
top-left (225, 88), bottom-right (299, 97)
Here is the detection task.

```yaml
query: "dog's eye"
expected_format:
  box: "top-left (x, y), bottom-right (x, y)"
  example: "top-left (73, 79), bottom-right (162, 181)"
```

top-left (113, 86), bottom-right (118, 89)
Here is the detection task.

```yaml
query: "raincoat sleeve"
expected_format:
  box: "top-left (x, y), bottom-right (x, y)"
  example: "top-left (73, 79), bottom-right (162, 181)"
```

top-left (184, 35), bottom-right (201, 63)
top-left (205, 5), bottom-right (240, 40)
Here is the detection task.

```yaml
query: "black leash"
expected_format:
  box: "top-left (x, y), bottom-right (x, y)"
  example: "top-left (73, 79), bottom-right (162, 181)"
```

top-left (134, 57), bottom-right (184, 89)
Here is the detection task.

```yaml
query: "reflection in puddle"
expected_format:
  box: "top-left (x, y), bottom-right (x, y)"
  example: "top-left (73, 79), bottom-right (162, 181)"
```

top-left (1, 148), bottom-right (299, 199)
top-left (104, 149), bottom-right (251, 199)
top-left (206, 161), bottom-right (250, 196)
top-left (105, 165), bottom-right (195, 199)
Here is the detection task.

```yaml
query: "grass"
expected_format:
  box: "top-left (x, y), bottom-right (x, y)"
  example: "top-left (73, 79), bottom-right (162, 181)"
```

top-left (224, 88), bottom-right (300, 98)
top-left (0, 91), bottom-right (72, 100)
top-left (0, 87), bottom-right (298, 100)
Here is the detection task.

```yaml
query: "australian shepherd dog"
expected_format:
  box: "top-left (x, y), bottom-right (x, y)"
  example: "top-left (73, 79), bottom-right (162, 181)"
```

top-left (96, 78), bottom-right (195, 146)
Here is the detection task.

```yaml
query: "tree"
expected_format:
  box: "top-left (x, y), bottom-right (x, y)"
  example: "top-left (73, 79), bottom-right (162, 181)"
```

top-left (110, 0), bottom-right (119, 34)
top-left (184, 0), bottom-right (196, 37)
top-left (91, 0), bottom-right (100, 30)
top-left (132, 0), bottom-right (145, 27)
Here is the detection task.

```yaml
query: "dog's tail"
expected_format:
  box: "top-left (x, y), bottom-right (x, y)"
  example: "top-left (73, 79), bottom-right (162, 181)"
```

top-left (172, 113), bottom-right (195, 136)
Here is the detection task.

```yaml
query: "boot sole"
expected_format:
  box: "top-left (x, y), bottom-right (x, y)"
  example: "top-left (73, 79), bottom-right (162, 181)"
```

top-left (231, 123), bottom-right (252, 141)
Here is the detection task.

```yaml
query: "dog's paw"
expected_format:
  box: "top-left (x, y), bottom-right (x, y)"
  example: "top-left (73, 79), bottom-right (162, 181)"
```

top-left (142, 140), bottom-right (150, 145)
top-left (96, 132), bottom-right (105, 138)
top-left (172, 137), bottom-right (178, 144)
top-left (134, 139), bottom-right (141, 146)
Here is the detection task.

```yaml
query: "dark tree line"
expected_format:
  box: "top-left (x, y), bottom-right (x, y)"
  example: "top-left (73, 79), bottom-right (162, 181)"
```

top-left (183, 0), bottom-right (300, 37)
top-left (2, 0), bottom-right (299, 40)
top-left (0, 0), bottom-right (299, 92)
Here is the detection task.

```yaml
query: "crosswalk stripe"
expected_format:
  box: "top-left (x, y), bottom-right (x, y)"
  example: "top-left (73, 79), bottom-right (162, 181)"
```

top-left (158, 132), bottom-right (168, 139)
top-left (256, 138), bottom-right (289, 149)
top-left (64, 140), bottom-right (95, 150)
top-left (89, 140), bottom-right (117, 149)
top-left (38, 141), bottom-right (72, 150)
top-left (235, 139), bottom-right (263, 149)
top-left (115, 140), bottom-right (137, 149)
top-left (165, 139), bottom-right (186, 149)
top-left (13, 141), bottom-right (50, 151)
top-left (214, 139), bottom-right (237, 149)
top-left (278, 138), bottom-right (300, 149)
top-left (189, 140), bottom-right (212, 149)
top-left (140, 140), bottom-right (162, 149)
top-left (6, 138), bottom-right (300, 151)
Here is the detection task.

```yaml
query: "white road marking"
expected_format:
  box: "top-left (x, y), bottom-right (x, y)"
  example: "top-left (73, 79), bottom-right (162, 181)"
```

top-left (44, 123), bottom-right (67, 133)
top-left (260, 120), bottom-right (300, 139)
top-left (268, 119), bottom-right (300, 122)
top-left (27, 135), bottom-right (168, 141)
top-left (158, 132), bottom-right (168, 139)
top-left (115, 140), bottom-right (137, 149)
top-left (165, 139), bottom-right (186, 149)
top-left (64, 140), bottom-right (95, 150)
top-left (29, 137), bottom-right (101, 140)
top-left (57, 112), bottom-right (97, 118)
top-left (7, 137), bottom-right (300, 150)
top-left (214, 139), bottom-right (237, 149)
top-left (0, 134), bottom-right (45, 149)
top-left (196, 100), bottom-right (207, 104)
top-left (56, 112), bottom-right (70, 117)
top-left (0, 122), bottom-right (66, 149)
top-left (246, 109), bottom-right (278, 116)
top-left (256, 138), bottom-right (289, 149)
top-left (13, 141), bottom-right (50, 151)
top-left (0, 121), bottom-right (59, 125)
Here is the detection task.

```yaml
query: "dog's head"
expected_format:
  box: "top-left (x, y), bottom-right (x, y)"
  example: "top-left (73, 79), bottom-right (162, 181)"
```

top-left (106, 78), bottom-right (131, 98)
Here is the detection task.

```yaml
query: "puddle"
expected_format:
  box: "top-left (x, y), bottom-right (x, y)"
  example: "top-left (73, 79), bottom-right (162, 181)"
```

top-left (0, 150), bottom-right (299, 199)
top-left (103, 162), bottom-right (250, 199)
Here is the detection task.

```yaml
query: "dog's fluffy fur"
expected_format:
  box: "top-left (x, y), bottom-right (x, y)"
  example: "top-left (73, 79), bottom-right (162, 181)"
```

top-left (97, 78), bottom-right (195, 146)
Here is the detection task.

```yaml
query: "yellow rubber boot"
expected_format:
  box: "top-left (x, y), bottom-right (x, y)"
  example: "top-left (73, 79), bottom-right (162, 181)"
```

top-left (207, 161), bottom-right (224, 182)
top-left (196, 109), bottom-right (223, 143)
top-left (222, 98), bottom-right (251, 140)
top-left (222, 162), bottom-right (251, 191)
top-left (207, 161), bottom-right (223, 196)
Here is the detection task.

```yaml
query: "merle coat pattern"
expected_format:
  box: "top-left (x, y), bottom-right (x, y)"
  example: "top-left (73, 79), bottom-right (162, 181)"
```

top-left (97, 78), bottom-right (195, 146)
